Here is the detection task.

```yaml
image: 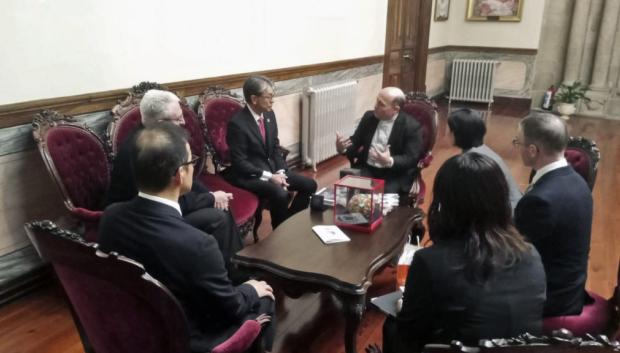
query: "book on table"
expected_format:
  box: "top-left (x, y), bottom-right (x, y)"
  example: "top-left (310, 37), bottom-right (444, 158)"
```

top-left (312, 225), bottom-right (350, 244)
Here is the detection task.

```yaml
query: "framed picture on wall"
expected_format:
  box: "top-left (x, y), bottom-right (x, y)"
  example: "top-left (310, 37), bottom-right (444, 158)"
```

top-left (466, 0), bottom-right (523, 22)
top-left (435, 0), bottom-right (450, 21)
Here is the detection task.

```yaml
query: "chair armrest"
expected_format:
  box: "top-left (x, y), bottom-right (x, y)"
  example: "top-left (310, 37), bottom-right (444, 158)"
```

top-left (278, 146), bottom-right (290, 161)
top-left (417, 153), bottom-right (433, 169)
top-left (212, 320), bottom-right (262, 353)
top-left (70, 208), bottom-right (103, 223)
top-left (408, 176), bottom-right (427, 207)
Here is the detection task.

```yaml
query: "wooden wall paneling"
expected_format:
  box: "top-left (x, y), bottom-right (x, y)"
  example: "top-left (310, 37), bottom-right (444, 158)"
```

top-left (382, 0), bottom-right (432, 92)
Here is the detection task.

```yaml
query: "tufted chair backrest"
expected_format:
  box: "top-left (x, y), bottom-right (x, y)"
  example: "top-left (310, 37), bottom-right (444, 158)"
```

top-left (198, 87), bottom-right (245, 170)
top-left (564, 136), bottom-right (600, 190)
top-left (402, 93), bottom-right (438, 159)
top-left (180, 104), bottom-right (206, 176)
top-left (108, 106), bottom-right (142, 157)
top-left (33, 110), bottom-right (110, 213)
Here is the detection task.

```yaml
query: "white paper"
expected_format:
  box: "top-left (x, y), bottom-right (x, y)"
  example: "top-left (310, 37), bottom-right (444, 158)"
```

top-left (312, 225), bottom-right (351, 244)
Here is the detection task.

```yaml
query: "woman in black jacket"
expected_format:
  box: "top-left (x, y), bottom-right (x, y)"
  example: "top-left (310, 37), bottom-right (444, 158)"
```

top-left (382, 153), bottom-right (546, 353)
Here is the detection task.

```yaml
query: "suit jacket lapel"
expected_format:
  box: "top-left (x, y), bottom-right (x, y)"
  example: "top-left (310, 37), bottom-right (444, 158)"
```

top-left (263, 113), bottom-right (272, 153)
top-left (387, 113), bottom-right (405, 148)
top-left (242, 107), bottom-right (266, 148)
top-left (363, 116), bottom-right (380, 150)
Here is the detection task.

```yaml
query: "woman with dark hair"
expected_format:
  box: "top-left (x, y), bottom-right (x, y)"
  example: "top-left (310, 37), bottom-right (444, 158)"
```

top-left (382, 153), bottom-right (545, 353)
top-left (447, 108), bottom-right (522, 211)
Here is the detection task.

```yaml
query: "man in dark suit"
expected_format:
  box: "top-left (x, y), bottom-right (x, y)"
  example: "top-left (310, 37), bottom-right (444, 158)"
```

top-left (335, 87), bottom-right (423, 195)
top-left (226, 76), bottom-right (317, 229)
top-left (514, 112), bottom-right (593, 317)
top-left (99, 123), bottom-right (275, 352)
top-left (106, 89), bottom-right (242, 274)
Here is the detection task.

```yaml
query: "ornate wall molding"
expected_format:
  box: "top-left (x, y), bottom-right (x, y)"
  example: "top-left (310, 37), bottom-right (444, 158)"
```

top-left (0, 55), bottom-right (383, 129)
top-left (429, 45), bottom-right (537, 56)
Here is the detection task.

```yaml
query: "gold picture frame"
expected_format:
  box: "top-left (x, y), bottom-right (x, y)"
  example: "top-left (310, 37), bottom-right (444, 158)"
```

top-left (435, 0), bottom-right (450, 21)
top-left (466, 0), bottom-right (523, 22)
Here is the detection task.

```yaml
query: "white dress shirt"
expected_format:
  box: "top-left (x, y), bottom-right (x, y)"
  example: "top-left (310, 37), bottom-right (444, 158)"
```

top-left (138, 191), bottom-right (182, 216)
top-left (367, 113), bottom-right (397, 168)
top-left (531, 158), bottom-right (569, 186)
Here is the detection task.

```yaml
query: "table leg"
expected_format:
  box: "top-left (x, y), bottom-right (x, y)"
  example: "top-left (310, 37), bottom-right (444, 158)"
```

top-left (342, 294), bottom-right (366, 353)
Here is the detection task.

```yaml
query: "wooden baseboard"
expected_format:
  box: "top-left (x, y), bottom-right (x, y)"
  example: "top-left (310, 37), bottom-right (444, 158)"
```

top-left (493, 96), bottom-right (532, 111)
top-left (428, 45), bottom-right (537, 56)
top-left (0, 265), bottom-right (53, 306)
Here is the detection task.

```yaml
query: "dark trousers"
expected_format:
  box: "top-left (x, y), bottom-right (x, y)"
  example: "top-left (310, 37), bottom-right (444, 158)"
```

top-left (360, 165), bottom-right (400, 193)
top-left (383, 316), bottom-right (424, 353)
top-left (246, 297), bottom-right (276, 351)
top-left (184, 208), bottom-right (243, 273)
top-left (238, 172), bottom-right (317, 229)
top-left (190, 296), bottom-right (275, 353)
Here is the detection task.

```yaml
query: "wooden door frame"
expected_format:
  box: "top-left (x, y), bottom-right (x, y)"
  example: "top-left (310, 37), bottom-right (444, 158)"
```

top-left (382, 0), bottom-right (433, 92)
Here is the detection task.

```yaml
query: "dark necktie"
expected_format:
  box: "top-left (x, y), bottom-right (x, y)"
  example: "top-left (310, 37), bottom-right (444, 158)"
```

top-left (258, 117), bottom-right (266, 143)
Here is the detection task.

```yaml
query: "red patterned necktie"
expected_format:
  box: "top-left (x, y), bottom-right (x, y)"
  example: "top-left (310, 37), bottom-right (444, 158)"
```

top-left (258, 117), bottom-right (266, 142)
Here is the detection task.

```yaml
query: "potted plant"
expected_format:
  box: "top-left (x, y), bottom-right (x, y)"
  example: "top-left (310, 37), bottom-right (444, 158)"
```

top-left (554, 81), bottom-right (591, 120)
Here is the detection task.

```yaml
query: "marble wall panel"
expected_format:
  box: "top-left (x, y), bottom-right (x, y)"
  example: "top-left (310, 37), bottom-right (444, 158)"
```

top-left (495, 61), bottom-right (527, 92)
top-left (426, 58), bottom-right (447, 97)
top-left (0, 150), bottom-right (66, 255)
top-left (430, 50), bottom-right (536, 99)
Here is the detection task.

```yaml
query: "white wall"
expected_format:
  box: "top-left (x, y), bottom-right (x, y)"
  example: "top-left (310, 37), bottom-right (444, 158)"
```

top-left (429, 0), bottom-right (545, 48)
top-left (0, 0), bottom-right (387, 105)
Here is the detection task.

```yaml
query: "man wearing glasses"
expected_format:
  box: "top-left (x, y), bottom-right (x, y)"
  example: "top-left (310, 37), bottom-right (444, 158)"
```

top-left (513, 112), bottom-right (593, 317)
top-left (226, 76), bottom-right (317, 229)
top-left (106, 89), bottom-right (243, 276)
top-left (99, 123), bottom-right (276, 352)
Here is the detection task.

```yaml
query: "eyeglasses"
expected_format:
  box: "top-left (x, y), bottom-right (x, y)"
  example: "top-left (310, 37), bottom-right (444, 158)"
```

top-left (259, 94), bottom-right (274, 102)
top-left (180, 154), bottom-right (200, 168)
top-left (158, 113), bottom-right (185, 125)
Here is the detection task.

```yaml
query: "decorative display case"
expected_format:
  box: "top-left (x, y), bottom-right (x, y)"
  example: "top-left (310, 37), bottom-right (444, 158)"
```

top-left (333, 175), bottom-right (384, 233)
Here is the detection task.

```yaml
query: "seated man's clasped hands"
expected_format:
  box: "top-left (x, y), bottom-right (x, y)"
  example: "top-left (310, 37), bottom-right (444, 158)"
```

top-left (336, 87), bottom-right (422, 195)
top-left (99, 123), bottom-right (276, 353)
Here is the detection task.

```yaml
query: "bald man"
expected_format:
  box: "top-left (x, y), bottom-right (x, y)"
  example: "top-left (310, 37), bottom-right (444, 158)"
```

top-left (336, 87), bottom-right (423, 194)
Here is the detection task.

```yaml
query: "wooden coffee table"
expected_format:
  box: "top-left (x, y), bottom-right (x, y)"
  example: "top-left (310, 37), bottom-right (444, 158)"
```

top-left (232, 207), bottom-right (424, 353)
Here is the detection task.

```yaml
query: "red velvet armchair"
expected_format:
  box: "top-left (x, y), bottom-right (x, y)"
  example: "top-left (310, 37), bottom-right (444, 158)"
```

top-left (402, 92), bottom-right (439, 207)
top-left (32, 110), bottom-right (110, 242)
top-left (565, 136), bottom-right (601, 190)
top-left (542, 259), bottom-right (619, 338)
top-left (197, 87), bottom-right (263, 242)
top-left (108, 83), bottom-right (259, 239)
top-left (25, 220), bottom-right (263, 353)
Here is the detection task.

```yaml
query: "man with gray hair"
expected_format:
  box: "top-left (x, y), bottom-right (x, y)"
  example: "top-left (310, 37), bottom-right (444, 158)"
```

top-left (139, 89), bottom-right (185, 124)
top-left (513, 112), bottom-right (593, 317)
top-left (336, 87), bottom-right (423, 195)
top-left (106, 89), bottom-right (243, 276)
top-left (226, 76), bottom-right (317, 229)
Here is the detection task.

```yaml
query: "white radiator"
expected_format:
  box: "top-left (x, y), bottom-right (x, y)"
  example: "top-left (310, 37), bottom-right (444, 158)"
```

top-left (449, 59), bottom-right (498, 104)
top-left (302, 80), bottom-right (358, 171)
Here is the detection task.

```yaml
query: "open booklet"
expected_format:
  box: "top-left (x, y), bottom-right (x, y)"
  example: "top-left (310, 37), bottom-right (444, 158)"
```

top-left (312, 225), bottom-right (351, 244)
